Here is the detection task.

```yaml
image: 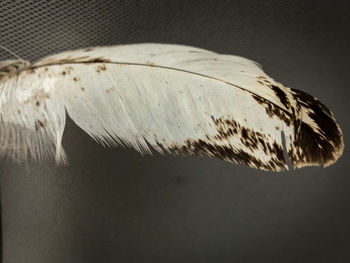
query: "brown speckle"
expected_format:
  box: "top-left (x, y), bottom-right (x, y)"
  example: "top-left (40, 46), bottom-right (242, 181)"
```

top-left (105, 86), bottom-right (116, 93)
top-left (73, 76), bottom-right (80, 82)
top-left (270, 84), bottom-right (290, 108)
top-left (66, 66), bottom-right (73, 73)
top-left (28, 68), bottom-right (36, 74)
top-left (96, 64), bottom-right (107, 72)
top-left (256, 76), bottom-right (290, 108)
top-left (81, 87), bottom-right (85, 91)
top-left (34, 119), bottom-right (47, 130)
top-left (252, 95), bottom-right (292, 126)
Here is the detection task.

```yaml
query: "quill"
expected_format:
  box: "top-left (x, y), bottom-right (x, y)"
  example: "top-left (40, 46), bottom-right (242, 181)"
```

top-left (0, 43), bottom-right (343, 171)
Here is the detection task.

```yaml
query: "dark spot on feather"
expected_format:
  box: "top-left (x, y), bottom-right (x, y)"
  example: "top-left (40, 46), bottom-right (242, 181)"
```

top-left (256, 76), bottom-right (290, 108)
top-left (34, 119), bottom-right (47, 130)
top-left (96, 64), bottom-right (107, 72)
top-left (61, 71), bottom-right (66, 76)
top-left (37, 120), bottom-right (44, 127)
top-left (35, 101), bottom-right (40, 107)
top-left (252, 95), bottom-right (292, 126)
top-left (105, 86), bottom-right (116, 93)
top-left (73, 76), bottom-right (80, 81)
top-left (84, 48), bottom-right (94, 52)
top-left (270, 85), bottom-right (290, 108)
top-left (65, 66), bottom-right (74, 74)
top-left (28, 68), bottom-right (36, 74)
top-left (272, 142), bottom-right (284, 161)
top-left (252, 94), bottom-right (265, 105)
top-left (44, 67), bottom-right (49, 72)
top-left (81, 87), bottom-right (85, 91)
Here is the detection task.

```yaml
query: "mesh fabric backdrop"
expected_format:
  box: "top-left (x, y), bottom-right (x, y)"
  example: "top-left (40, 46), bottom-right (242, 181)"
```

top-left (0, 1), bottom-right (349, 263)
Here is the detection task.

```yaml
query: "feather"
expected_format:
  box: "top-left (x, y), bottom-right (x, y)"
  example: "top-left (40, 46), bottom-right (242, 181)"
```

top-left (0, 43), bottom-right (344, 171)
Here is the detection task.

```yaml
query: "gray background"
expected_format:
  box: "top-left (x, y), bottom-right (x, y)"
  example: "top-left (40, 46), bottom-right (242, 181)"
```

top-left (0, 0), bottom-right (349, 262)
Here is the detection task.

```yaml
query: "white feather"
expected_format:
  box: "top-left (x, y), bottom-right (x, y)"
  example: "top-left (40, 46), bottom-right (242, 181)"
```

top-left (0, 43), bottom-right (344, 171)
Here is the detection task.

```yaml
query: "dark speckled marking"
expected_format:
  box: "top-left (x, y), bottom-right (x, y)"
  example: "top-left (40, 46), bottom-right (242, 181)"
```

top-left (270, 85), bottom-right (290, 108)
top-left (256, 76), bottom-right (290, 108)
top-left (252, 95), bottom-right (292, 126)
top-left (34, 119), bottom-right (47, 130)
top-left (155, 116), bottom-right (287, 171)
top-left (28, 68), bottom-right (36, 74)
top-left (96, 64), bottom-right (107, 72)
top-left (160, 138), bottom-right (285, 171)
top-left (105, 86), bottom-right (116, 93)
top-left (289, 88), bottom-right (343, 166)
top-left (65, 66), bottom-right (73, 74)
